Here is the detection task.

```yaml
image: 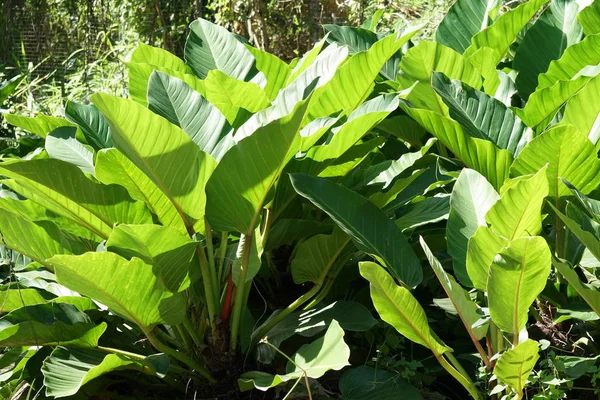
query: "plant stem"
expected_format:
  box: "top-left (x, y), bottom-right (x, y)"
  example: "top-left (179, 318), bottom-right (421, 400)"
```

top-left (183, 315), bottom-right (203, 347)
top-left (217, 231), bottom-right (229, 285)
top-left (261, 340), bottom-right (313, 400)
top-left (230, 232), bottom-right (253, 351)
top-left (195, 243), bottom-right (216, 329)
top-left (252, 284), bottom-right (321, 347)
top-left (175, 324), bottom-right (192, 352)
top-left (97, 346), bottom-right (189, 376)
top-left (436, 354), bottom-right (481, 400)
top-left (205, 218), bottom-right (219, 305)
top-left (145, 329), bottom-right (215, 383)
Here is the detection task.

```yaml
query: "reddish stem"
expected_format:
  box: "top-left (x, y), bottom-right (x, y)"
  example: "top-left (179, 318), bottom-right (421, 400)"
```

top-left (220, 267), bottom-right (234, 322)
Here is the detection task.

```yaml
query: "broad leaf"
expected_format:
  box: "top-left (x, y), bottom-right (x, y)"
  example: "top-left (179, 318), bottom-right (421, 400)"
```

top-left (246, 46), bottom-right (290, 100)
top-left (147, 71), bottom-right (232, 158)
top-left (560, 75), bottom-right (600, 143)
top-left (45, 127), bottom-right (95, 175)
top-left (578, 0), bottom-right (600, 35)
top-left (0, 303), bottom-right (106, 347)
top-left (92, 93), bottom-right (217, 232)
top-left (488, 236), bottom-right (551, 334)
top-left (436, 0), bottom-right (500, 54)
top-left (4, 114), bottom-right (75, 138)
top-left (203, 69), bottom-right (271, 116)
top-left (553, 258), bottom-right (600, 317)
top-left (395, 195), bottom-right (450, 230)
top-left (130, 43), bottom-right (190, 73)
top-left (291, 174), bottom-right (422, 287)
top-left (421, 238), bottom-right (487, 340)
top-left (447, 169), bottom-right (500, 286)
top-left (0, 159), bottom-right (152, 239)
top-left (466, 226), bottom-right (508, 291)
top-left (510, 125), bottom-right (600, 199)
top-left (49, 252), bottom-right (186, 329)
top-left (514, 0), bottom-right (583, 99)
top-left (494, 339), bottom-right (540, 396)
top-left (552, 202), bottom-right (600, 262)
top-left (432, 72), bottom-right (532, 157)
top-left (64, 101), bottom-right (112, 150)
top-left (0, 288), bottom-right (48, 312)
top-left (238, 320), bottom-right (350, 391)
top-left (359, 262), bottom-right (450, 356)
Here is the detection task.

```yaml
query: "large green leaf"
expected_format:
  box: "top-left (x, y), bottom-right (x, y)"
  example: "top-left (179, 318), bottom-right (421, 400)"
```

top-left (3, 114), bottom-right (75, 138)
top-left (45, 127), bottom-right (95, 175)
top-left (64, 101), bottom-right (112, 150)
top-left (537, 34), bottom-right (600, 89)
top-left (0, 209), bottom-right (89, 267)
top-left (246, 46), bottom-right (290, 100)
top-left (0, 159), bottom-right (152, 239)
top-left (466, 226), bottom-right (508, 291)
top-left (421, 238), bottom-right (487, 340)
top-left (95, 149), bottom-right (186, 233)
top-left (291, 174), bottom-right (422, 287)
top-left (436, 0), bottom-right (500, 54)
top-left (359, 261), bottom-right (450, 355)
top-left (92, 93), bottom-right (217, 233)
top-left (395, 195), bottom-right (450, 230)
top-left (291, 228), bottom-right (351, 285)
top-left (510, 125), bottom-right (600, 199)
top-left (238, 320), bottom-right (350, 391)
top-left (339, 366), bottom-right (423, 400)
top-left (147, 71), bottom-right (232, 158)
top-left (578, 0), bottom-right (600, 35)
top-left (494, 339), bottom-right (540, 396)
top-left (553, 258), bottom-right (600, 316)
top-left (432, 72), bottom-right (532, 157)
top-left (106, 224), bottom-right (196, 292)
top-left (308, 26), bottom-right (420, 120)
top-left (488, 236), bottom-right (551, 334)
top-left (485, 167), bottom-right (548, 240)
top-left (401, 104), bottom-right (512, 190)
top-left (560, 74), bottom-right (600, 143)
top-left (49, 252), bottom-right (186, 329)
top-left (447, 169), bottom-right (500, 286)
top-left (0, 303), bottom-right (106, 347)
top-left (552, 201), bottom-right (600, 262)
top-left (464, 0), bottom-right (549, 62)
top-left (203, 69), bottom-right (271, 116)
top-left (0, 288), bottom-right (48, 312)
top-left (514, 0), bottom-right (583, 99)
top-left (184, 18), bottom-right (262, 82)
top-left (205, 96), bottom-right (310, 234)
top-left (42, 347), bottom-right (168, 398)
top-left (130, 43), bottom-right (190, 73)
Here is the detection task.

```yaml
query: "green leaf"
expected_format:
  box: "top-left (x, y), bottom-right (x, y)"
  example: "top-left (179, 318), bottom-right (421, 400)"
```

top-left (513, 75), bottom-right (591, 131)
top-left (4, 114), bottom-right (75, 138)
top-left (205, 95), bottom-right (310, 234)
top-left (0, 288), bottom-right (48, 312)
top-left (485, 166), bottom-right (548, 240)
top-left (537, 34), bottom-right (600, 89)
top-left (488, 236), bottom-right (551, 334)
top-left (0, 209), bottom-right (90, 267)
top-left (339, 366), bottom-right (423, 400)
top-left (185, 18), bottom-right (262, 82)
top-left (553, 258), bottom-right (600, 317)
top-left (95, 149), bottom-right (187, 233)
top-left (395, 195), bottom-right (450, 230)
top-left (92, 93), bottom-right (217, 232)
top-left (514, 0), bottom-right (583, 99)
top-left (286, 36), bottom-right (326, 84)
top-left (291, 174), bottom-right (422, 287)
top-left (130, 43), bottom-right (190, 73)
top-left (49, 252), bottom-right (186, 329)
top-left (421, 238), bottom-right (487, 340)
top-left (401, 104), bottom-right (512, 190)
top-left (246, 46), bottom-right (290, 100)
top-left (291, 228), bottom-right (351, 285)
top-left (578, 0), bottom-right (600, 35)
top-left (64, 101), bottom-right (112, 150)
top-left (147, 71), bottom-right (232, 158)
top-left (466, 226), bottom-right (507, 291)
top-left (45, 127), bottom-right (95, 175)
top-left (42, 347), bottom-right (168, 398)
top-left (436, 0), bottom-right (500, 54)
top-left (560, 74), bottom-right (600, 143)
top-left (432, 72), bottom-right (532, 157)
top-left (552, 201), bottom-right (600, 262)
top-left (0, 159), bottom-right (152, 239)
top-left (106, 224), bottom-right (196, 292)
top-left (0, 303), bottom-right (106, 347)
top-left (359, 261), bottom-right (450, 356)
top-left (494, 339), bottom-right (540, 396)
top-left (464, 0), bottom-right (549, 62)
top-left (447, 169), bottom-right (500, 286)
top-left (231, 227), bottom-right (263, 285)
top-left (238, 320), bottom-right (350, 391)
top-left (309, 26), bottom-right (420, 120)
top-left (510, 125), bottom-right (600, 199)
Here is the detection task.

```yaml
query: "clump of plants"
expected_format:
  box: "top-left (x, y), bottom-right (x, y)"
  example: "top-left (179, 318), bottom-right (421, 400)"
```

top-left (1, 1), bottom-right (600, 399)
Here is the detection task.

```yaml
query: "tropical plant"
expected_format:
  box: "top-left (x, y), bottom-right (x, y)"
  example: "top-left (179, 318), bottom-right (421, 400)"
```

top-left (2, 0), bottom-right (600, 399)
